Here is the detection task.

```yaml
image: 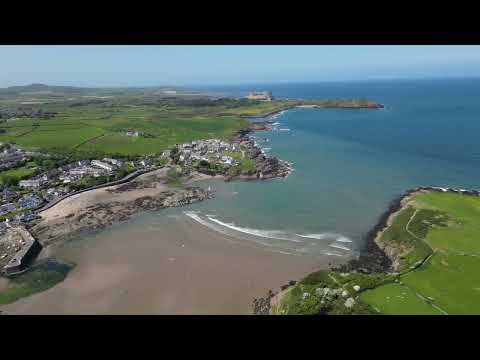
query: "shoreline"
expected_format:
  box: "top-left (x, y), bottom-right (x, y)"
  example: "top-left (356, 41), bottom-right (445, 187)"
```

top-left (0, 205), bottom-right (331, 315)
top-left (29, 168), bottom-right (213, 247)
top-left (241, 102), bottom-right (385, 120)
top-left (343, 185), bottom-right (480, 274)
top-left (257, 185), bottom-right (480, 314)
top-left (10, 119), bottom-right (294, 267)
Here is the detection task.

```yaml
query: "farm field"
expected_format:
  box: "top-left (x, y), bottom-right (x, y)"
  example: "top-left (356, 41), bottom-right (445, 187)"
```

top-left (276, 191), bottom-right (480, 315)
top-left (0, 92), bottom-right (252, 156)
top-left (360, 191), bottom-right (480, 315)
top-left (360, 283), bottom-right (442, 315)
top-left (0, 84), bottom-right (381, 157)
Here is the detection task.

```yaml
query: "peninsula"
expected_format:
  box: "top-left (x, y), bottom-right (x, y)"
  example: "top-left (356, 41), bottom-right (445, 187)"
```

top-left (259, 187), bottom-right (480, 315)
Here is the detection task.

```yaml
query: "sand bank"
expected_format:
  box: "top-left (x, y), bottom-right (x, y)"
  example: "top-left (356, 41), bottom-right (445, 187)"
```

top-left (0, 212), bottom-right (333, 314)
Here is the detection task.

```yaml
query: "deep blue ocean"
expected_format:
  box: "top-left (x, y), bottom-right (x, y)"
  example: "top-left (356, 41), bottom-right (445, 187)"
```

top-left (169, 78), bottom-right (480, 258)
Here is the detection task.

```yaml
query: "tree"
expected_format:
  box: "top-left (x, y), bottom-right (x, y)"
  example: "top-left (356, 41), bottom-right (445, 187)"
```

top-left (1, 175), bottom-right (18, 187)
top-left (199, 160), bottom-right (209, 167)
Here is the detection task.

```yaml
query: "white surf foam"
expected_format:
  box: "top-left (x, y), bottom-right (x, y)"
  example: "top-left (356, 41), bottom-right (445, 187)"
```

top-left (296, 233), bottom-right (329, 240)
top-left (336, 236), bottom-right (353, 243)
top-left (206, 216), bottom-right (302, 243)
top-left (324, 252), bottom-right (344, 257)
top-left (183, 211), bottom-right (273, 247)
top-left (279, 128), bottom-right (290, 131)
top-left (329, 243), bottom-right (351, 251)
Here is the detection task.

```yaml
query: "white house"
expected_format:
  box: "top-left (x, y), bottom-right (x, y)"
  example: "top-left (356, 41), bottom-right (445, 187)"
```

top-left (103, 158), bottom-right (122, 167)
top-left (91, 160), bottom-right (114, 172)
top-left (19, 179), bottom-right (44, 188)
top-left (221, 156), bottom-right (234, 166)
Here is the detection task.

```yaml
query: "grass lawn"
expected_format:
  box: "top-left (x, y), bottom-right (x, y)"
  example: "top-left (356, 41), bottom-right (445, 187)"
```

top-left (0, 166), bottom-right (36, 184)
top-left (413, 192), bottom-right (480, 253)
top-left (401, 252), bottom-right (480, 314)
top-left (0, 106), bottom-right (249, 156)
top-left (360, 283), bottom-right (442, 315)
top-left (377, 206), bottom-right (433, 271)
top-left (360, 192), bottom-right (480, 315)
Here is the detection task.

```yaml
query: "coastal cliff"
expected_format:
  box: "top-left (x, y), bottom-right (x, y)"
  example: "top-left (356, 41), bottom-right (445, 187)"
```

top-left (254, 186), bottom-right (480, 315)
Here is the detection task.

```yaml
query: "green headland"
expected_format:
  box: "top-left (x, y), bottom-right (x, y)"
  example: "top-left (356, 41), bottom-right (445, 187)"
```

top-left (0, 84), bottom-right (381, 157)
top-left (271, 190), bottom-right (480, 315)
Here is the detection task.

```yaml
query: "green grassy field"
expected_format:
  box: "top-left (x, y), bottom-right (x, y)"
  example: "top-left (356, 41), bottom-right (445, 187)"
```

top-left (276, 191), bottom-right (480, 315)
top-left (0, 166), bottom-right (36, 184)
top-left (360, 282), bottom-right (442, 315)
top-left (360, 191), bottom-right (480, 315)
top-left (1, 85), bottom-right (380, 157)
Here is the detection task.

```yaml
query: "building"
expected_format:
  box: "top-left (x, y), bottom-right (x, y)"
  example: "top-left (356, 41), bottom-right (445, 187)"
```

top-left (19, 179), bottom-right (44, 188)
top-left (77, 160), bottom-right (91, 167)
top-left (1, 188), bottom-right (16, 203)
top-left (126, 130), bottom-right (142, 137)
top-left (18, 194), bottom-right (43, 210)
top-left (139, 159), bottom-right (153, 167)
top-left (2, 226), bottom-right (42, 276)
top-left (0, 203), bottom-right (17, 216)
top-left (246, 91), bottom-right (273, 101)
top-left (221, 156), bottom-right (235, 166)
top-left (103, 158), bottom-right (122, 167)
top-left (91, 160), bottom-right (114, 172)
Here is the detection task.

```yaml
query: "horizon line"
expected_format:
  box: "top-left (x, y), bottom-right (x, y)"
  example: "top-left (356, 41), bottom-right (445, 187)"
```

top-left (3, 75), bottom-right (480, 90)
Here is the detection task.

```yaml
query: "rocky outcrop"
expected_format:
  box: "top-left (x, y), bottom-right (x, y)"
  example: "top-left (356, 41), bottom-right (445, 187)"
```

top-left (32, 186), bottom-right (212, 246)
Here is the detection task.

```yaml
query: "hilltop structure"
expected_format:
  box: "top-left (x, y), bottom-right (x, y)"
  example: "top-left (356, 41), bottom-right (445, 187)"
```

top-left (246, 91), bottom-right (273, 101)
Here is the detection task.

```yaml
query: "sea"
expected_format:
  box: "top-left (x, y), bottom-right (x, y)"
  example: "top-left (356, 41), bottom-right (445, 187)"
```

top-left (5, 78), bottom-right (480, 313)
top-left (172, 78), bottom-right (480, 258)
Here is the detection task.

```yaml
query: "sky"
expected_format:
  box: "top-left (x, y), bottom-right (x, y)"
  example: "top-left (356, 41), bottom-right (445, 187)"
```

top-left (2, 45), bottom-right (480, 88)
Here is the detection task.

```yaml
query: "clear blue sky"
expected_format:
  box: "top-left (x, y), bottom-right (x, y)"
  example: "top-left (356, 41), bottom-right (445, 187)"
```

top-left (2, 45), bottom-right (480, 88)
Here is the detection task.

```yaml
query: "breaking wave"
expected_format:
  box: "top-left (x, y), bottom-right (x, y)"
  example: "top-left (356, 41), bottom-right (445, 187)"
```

top-left (206, 215), bottom-right (302, 243)
top-left (324, 252), bottom-right (344, 257)
top-left (336, 236), bottom-right (353, 243)
top-left (296, 233), bottom-right (353, 243)
top-left (183, 211), bottom-right (354, 256)
top-left (296, 233), bottom-right (329, 240)
top-left (329, 243), bottom-right (351, 251)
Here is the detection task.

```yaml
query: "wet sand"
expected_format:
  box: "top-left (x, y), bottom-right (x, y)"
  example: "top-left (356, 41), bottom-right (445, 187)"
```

top-left (0, 212), bottom-right (337, 315)
top-left (39, 168), bottom-right (170, 224)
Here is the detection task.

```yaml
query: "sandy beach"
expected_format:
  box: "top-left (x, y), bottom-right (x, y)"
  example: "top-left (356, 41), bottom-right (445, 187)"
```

top-left (0, 211), bottom-right (332, 315)
top-left (38, 167), bottom-right (171, 224)
top-left (30, 168), bottom-right (211, 245)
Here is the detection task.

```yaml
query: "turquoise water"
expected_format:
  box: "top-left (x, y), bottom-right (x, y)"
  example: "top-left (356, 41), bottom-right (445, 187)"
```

top-left (173, 79), bottom-right (480, 258)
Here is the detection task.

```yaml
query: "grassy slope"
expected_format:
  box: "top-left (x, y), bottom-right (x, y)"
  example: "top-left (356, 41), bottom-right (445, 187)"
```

top-left (361, 192), bottom-right (480, 315)
top-left (277, 192), bottom-right (480, 315)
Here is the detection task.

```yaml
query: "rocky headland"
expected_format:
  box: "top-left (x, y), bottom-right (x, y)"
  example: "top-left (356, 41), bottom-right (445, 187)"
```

top-left (252, 185), bottom-right (480, 314)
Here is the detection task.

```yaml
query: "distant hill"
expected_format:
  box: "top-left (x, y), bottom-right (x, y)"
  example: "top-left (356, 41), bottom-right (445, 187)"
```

top-left (0, 83), bottom-right (96, 95)
top-left (0, 84), bottom-right (203, 97)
